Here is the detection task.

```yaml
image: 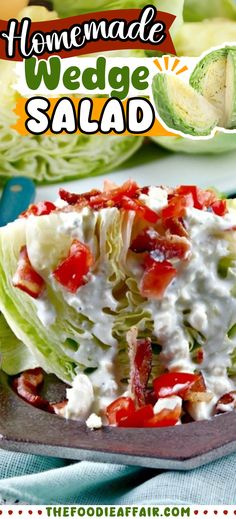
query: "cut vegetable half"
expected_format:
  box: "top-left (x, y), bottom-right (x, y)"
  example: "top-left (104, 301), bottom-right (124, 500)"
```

top-left (152, 74), bottom-right (219, 137)
top-left (190, 48), bottom-right (228, 126)
top-left (225, 48), bottom-right (236, 129)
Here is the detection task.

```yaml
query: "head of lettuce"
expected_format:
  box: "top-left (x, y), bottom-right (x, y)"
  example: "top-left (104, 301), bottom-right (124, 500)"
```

top-left (149, 0), bottom-right (236, 155)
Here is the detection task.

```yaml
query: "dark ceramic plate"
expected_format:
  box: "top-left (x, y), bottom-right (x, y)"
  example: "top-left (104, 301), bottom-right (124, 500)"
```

top-left (0, 371), bottom-right (236, 470)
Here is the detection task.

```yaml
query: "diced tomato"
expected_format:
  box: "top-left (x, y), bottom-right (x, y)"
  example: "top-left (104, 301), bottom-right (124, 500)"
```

top-left (175, 186), bottom-right (228, 217)
top-left (121, 197), bottom-right (159, 224)
top-left (175, 186), bottom-right (214, 210)
top-left (153, 372), bottom-right (200, 399)
top-left (131, 229), bottom-right (190, 260)
top-left (106, 397), bottom-right (135, 426)
top-left (53, 240), bottom-right (94, 293)
top-left (20, 201), bottom-right (56, 218)
top-left (89, 180), bottom-right (139, 210)
top-left (161, 194), bottom-right (193, 221)
top-left (119, 404), bottom-right (154, 428)
top-left (140, 259), bottom-right (177, 299)
top-left (12, 246), bottom-right (45, 299)
top-left (211, 199), bottom-right (227, 217)
top-left (145, 405), bottom-right (181, 428)
top-left (128, 333), bottom-right (152, 407)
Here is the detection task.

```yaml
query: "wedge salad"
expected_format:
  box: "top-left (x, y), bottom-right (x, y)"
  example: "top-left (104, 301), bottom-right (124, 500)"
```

top-left (1, 180), bottom-right (236, 428)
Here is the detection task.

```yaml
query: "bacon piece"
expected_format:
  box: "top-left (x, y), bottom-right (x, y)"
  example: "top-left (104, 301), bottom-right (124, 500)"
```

top-left (140, 258), bottom-right (177, 300)
top-left (130, 229), bottom-right (190, 260)
top-left (13, 246), bottom-right (45, 299)
top-left (183, 373), bottom-right (212, 403)
top-left (215, 391), bottom-right (236, 414)
top-left (59, 180), bottom-right (139, 211)
top-left (12, 368), bottom-right (54, 413)
top-left (59, 188), bottom-right (101, 206)
top-left (89, 179), bottom-right (139, 210)
top-left (164, 218), bottom-right (188, 238)
top-left (127, 327), bottom-right (152, 408)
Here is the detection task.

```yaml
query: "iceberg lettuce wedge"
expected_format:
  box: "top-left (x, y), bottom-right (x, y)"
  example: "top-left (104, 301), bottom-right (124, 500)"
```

top-left (1, 183), bottom-right (236, 420)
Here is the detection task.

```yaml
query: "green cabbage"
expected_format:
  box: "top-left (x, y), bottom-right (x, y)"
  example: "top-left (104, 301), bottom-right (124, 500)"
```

top-left (152, 73), bottom-right (219, 136)
top-left (152, 12), bottom-right (236, 154)
top-left (190, 48), bottom-right (228, 126)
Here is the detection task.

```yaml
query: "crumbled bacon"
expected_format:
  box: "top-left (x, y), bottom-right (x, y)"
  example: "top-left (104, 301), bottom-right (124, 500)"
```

top-left (215, 391), bottom-right (236, 414)
top-left (164, 218), bottom-right (188, 238)
top-left (13, 246), bottom-right (45, 299)
top-left (183, 373), bottom-right (209, 403)
top-left (127, 327), bottom-right (152, 408)
top-left (140, 258), bottom-right (177, 299)
top-left (59, 188), bottom-right (101, 206)
top-left (12, 368), bottom-right (54, 412)
top-left (130, 229), bottom-right (190, 260)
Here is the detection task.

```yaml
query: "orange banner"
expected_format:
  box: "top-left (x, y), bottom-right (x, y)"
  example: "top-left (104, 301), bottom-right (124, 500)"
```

top-left (14, 97), bottom-right (176, 137)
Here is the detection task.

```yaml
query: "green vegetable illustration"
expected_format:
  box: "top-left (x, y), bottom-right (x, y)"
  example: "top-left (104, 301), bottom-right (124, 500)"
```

top-left (190, 49), bottom-right (228, 126)
top-left (152, 73), bottom-right (219, 136)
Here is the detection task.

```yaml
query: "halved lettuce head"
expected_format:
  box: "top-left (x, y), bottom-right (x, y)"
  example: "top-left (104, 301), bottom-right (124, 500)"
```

top-left (190, 48), bottom-right (228, 126)
top-left (190, 46), bottom-right (236, 129)
top-left (225, 49), bottom-right (236, 129)
top-left (152, 20), bottom-right (236, 153)
top-left (0, 5), bottom-right (143, 185)
top-left (152, 73), bottom-right (219, 136)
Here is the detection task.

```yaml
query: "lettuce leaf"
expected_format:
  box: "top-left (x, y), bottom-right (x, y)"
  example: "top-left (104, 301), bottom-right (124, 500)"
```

top-left (0, 313), bottom-right (38, 375)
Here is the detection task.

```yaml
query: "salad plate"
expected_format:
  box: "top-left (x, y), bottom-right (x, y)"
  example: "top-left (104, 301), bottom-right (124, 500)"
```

top-left (1, 370), bottom-right (236, 470)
